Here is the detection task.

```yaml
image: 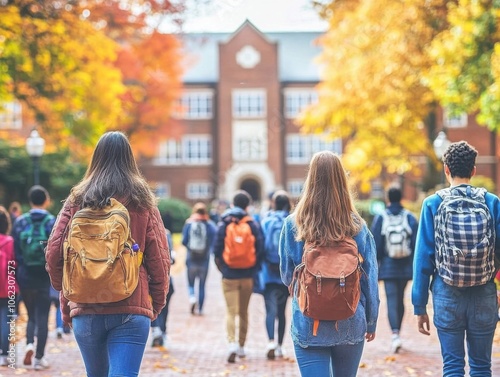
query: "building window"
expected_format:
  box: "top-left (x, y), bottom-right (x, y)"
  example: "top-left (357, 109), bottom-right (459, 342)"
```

top-left (236, 137), bottom-right (265, 160)
top-left (232, 89), bottom-right (266, 118)
top-left (286, 134), bottom-right (342, 164)
top-left (175, 90), bottom-right (213, 119)
top-left (154, 182), bottom-right (171, 198)
top-left (287, 180), bottom-right (304, 198)
top-left (187, 182), bottom-right (213, 200)
top-left (284, 89), bottom-right (318, 119)
top-left (183, 135), bottom-right (212, 164)
top-left (0, 101), bottom-right (22, 129)
top-left (155, 139), bottom-right (182, 165)
top-left (443, 108), bottom-right (468, 128)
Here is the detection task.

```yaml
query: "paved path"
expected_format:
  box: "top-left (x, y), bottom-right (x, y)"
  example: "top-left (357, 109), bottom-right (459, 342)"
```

top-left (4, 245), bottom-right (500, 377)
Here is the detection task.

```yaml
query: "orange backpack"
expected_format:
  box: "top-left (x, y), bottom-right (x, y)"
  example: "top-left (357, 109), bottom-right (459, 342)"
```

top-left (222, 215), bottom-right (256, 269)
top-left (290, 238), bottom-right (363, 334)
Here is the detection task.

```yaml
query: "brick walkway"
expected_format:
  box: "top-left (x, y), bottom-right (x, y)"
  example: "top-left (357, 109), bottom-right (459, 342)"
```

top-left (5, 246), bottom-right (500, 377)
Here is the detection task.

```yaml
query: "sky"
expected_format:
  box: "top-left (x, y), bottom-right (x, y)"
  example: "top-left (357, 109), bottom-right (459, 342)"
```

top-left (176, 0), bottom-right (329, 33)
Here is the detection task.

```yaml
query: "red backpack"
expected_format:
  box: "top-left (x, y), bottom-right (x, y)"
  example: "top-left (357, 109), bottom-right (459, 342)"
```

top-left (290, 238), bottom-right (363, 335)
top-left (223, 215), bottom-right (256, 269)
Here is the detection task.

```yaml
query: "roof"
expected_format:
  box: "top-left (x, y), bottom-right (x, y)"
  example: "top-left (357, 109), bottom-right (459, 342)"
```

top-left (177, 29), bottom-right (324, 83)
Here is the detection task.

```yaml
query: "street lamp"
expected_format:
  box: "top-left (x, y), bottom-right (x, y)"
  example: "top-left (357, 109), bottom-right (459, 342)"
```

top-left (433, 131), bottom-right (451, 184)
top-left (26, 129), bottom-right (45, 185)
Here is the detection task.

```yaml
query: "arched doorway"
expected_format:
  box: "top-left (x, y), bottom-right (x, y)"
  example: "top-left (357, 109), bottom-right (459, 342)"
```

top-left (240, 178), bottom-right (261, 202)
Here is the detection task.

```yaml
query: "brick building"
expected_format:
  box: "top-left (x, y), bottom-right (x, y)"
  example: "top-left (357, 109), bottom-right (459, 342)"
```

top-left (141, 20), bottom-right (340, 206)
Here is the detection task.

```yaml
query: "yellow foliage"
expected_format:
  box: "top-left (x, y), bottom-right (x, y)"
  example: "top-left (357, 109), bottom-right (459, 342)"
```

top-left (301, 0), bottom-right (438, 191)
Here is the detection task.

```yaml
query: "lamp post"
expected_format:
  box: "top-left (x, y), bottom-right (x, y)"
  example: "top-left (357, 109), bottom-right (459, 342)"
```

top-left (26, 129), bottom-right (45, 186)
top-left (433, 131), bottom-right (451, 185)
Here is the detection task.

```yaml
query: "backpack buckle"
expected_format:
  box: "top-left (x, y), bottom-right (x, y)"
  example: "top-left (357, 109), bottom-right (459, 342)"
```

top-left (316, 273), bottom-right (322, 294)
top-left (340, 272), bottom-right (346, 293)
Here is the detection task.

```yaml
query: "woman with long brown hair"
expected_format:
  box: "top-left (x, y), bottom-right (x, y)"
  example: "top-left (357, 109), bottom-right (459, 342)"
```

top-left (279, 151), bottom-right (380, 377)
top-left (46, 131), bottom-right (170, 377)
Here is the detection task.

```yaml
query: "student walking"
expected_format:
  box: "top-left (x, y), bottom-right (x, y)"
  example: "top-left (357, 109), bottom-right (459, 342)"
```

top-left (412, 141), bottom-right (500, 377)
top-left (12, 186), bottom-right (56, 370)
top-left (213, 190), bottom-right (264, 363)
top-left (259, 190), bottom-right (291, 360)
top-left (279, 151), bottom-right (379, 377)
top-left (45, 131), bottom-right (170, 377)
top-left (151, 228), bottom-right (175, 347)
top-left (182, 202), bottom-right (216, 315)
top-left (371, 186), bottom-right (418, 353)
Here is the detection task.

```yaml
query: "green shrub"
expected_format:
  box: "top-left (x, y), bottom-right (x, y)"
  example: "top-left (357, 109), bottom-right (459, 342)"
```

top-left (157, 198), bottom-right (192, 233)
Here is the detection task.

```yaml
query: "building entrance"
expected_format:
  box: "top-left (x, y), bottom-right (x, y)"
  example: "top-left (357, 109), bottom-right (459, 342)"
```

top-left (240, 178), bottom-right (261, 202)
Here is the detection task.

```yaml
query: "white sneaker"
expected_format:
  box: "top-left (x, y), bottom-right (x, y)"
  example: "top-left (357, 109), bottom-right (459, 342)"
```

top-left (227, 342), bottom-right (238, 363)
top-left (23, 343), bottom-right (34, 366)
top-left (0, 355), bottom-right (8, 366)
top-left (33, 357), bottom-right (50, 370)
top-left (237, 346), bottom-right (246, 358)
top-left (189, 296), bottom-right (197, 315)
top-left (275, 345), bottom-right (284, 358)
top-left (266, 341), bottom-right (276, 360)
top-left (391, 335), bottom-right (402, 354)
top-left (151, 326), bottom-right (163, 347)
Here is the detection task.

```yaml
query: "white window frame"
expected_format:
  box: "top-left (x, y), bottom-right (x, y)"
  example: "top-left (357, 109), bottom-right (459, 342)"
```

top-left (443, 108), bottom-right (468, 128)
top-left (236, 136), bottom-right (266, 161)
top-left (174, 90), bottom-right (213, 119)
top-left (287, 180), bottom-right (305, 198)
top-left (0, 101), bottom-right (22, 129)
top-left (232, 89), bottom-right (266, 118)
top-left (284, 88), bottom-right (318, 119)
top-left (186, 181), bottom-right (213, 200)
top-left (286, 134), bottom-right (342, 164)
top-left (182, 135), bottom-right (212, 165)
top-left (155, 139), bottom-right (182, 165)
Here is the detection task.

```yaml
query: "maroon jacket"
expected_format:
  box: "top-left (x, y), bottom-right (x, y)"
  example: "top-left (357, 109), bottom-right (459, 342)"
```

top-left (45, 199), bottom-right (170, 323)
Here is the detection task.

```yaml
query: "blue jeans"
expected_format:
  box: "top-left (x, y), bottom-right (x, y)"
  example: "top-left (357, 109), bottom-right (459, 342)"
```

top-left (187, 261), bottom-right (209, 312)
top-left (294, 341), bottom-right (365, 377)
top-left (72, 314), bottom-right (150, 377)
top-left (384, 279), bottom-right (408, 332)
top-left (22, 287), bottom-right (51, 359)
top-left (432, 275), bottom-right (498, 377)
top-left (263, 283), bottom-right (289, 344)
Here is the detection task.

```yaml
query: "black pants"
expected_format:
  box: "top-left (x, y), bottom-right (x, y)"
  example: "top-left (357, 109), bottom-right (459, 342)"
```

top-left (21, 287), bottom-right (51, 359)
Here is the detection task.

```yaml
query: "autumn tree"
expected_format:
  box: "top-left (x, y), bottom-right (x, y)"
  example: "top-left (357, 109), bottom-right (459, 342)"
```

top-left (0, 0), bottom-right (186, 157)
top-left (84, 0), bottom-right (185, 156)
top-left (427, 0), bottom-right (500, 130)
top-left (0, 1), bottom-right (125, 153)
top-left (303, 0), bottom-right (449, 191)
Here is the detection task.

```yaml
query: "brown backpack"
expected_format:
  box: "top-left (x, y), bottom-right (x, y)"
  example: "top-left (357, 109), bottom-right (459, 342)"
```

top-left (62, 198), bottom-right (142, 304)
top-left (290, 238), bottom-right (362, 333)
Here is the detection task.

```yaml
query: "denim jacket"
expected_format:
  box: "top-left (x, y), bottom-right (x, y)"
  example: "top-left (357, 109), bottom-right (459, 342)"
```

top-left (279, 214), bottom-right (380, 347)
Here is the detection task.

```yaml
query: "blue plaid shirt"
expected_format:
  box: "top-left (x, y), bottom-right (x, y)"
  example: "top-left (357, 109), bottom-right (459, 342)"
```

top-left (412, 184), bottom-right (500, 315)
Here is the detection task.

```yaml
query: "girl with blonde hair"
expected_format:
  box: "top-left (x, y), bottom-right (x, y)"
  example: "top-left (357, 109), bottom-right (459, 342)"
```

top-left (279, 151), bottom-right (380, 377)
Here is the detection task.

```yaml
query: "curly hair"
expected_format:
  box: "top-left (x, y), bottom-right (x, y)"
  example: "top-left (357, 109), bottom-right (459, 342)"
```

top-left (442, 141), bottom-right (477, 179)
